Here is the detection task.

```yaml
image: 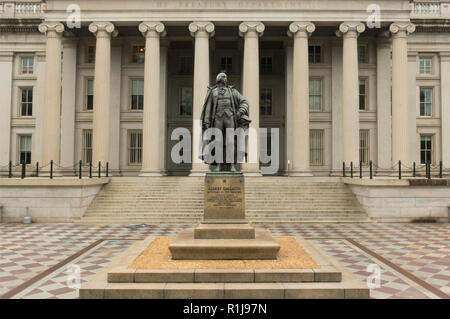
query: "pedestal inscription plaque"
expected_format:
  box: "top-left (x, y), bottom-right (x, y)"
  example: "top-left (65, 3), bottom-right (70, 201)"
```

top-left (204, 172), bottom-right (245, 222)
top-left (169, 172), bottom-right (280, 259)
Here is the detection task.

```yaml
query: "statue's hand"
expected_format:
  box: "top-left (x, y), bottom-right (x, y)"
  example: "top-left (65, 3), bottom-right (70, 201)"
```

top-left (202, 122), bottom-right (210, 129)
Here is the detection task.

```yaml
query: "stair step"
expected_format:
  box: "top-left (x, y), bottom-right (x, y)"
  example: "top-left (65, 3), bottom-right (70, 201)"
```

top-left (79, 177), bottom-right (369, 224)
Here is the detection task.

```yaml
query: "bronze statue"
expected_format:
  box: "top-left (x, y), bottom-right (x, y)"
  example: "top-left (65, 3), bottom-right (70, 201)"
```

top-left (200, 73), bottom-right (251, 172)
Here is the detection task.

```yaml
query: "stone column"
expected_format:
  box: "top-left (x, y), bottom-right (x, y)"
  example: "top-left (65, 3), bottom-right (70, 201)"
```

top-left (376, 35), bottom-right (392, 173)
top-left (284, 42), bottom-right (293, 174)
top-left (38, 22), bottom-right (64, 167)
top-left (0, 53), bottom-right (13, 166)
top-left (407, 52), bottom-right (419, 165)
top-left (390, 22), bottom-right (415, 166)
top-left (60, 39), bottom-right (78, 171)
top-left (331, 40), bottom-right (343, 174)
top-left (440, 52), bottom-right (450, 169)
top-left (159, 41), bottom-right (169, 173)
top-left (88, 22), bottom-right (117, 167)
top-left (109, 42), bottom-right (122, 174)
top-left (139, 22), bottom-right (166, 176)
top-left (239, 22), bottom-right (265, 175)
top-left (288, 22), bottom-right (315, 176)
top-left (34, 52), bottom-right (46, 164)
top-left (189, 21), bottom-right (215, 176)
top-left (337, 22), bottom-right (365, 166)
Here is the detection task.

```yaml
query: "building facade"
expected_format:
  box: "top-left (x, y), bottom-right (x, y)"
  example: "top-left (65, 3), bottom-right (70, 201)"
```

top-left (1, 0), bottom-right (450, 176)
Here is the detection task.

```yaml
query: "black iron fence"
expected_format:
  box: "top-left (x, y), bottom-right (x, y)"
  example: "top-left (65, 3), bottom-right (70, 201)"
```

top-left (0, 161), bottom-right (109, 179)
top-left (342, 160), bottom-right (444, 180)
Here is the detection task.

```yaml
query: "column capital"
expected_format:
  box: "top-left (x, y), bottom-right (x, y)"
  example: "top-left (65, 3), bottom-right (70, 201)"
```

top-left (38, 22), bottom-right (64, 36)
top-left (288, 22), bottom-right (315, 38)
top-left (389, 22), bottom-right (416, 37)
top-left (89, 22), bottom-right (118, 38)
top-left (239, 21), bottom-right (265, 38)
top-left (139, 21), bottom-right (166, 38)
top-left (336, 22), bottom-right (365, 38)
top-left (189, 21), bottom-right (215, 38)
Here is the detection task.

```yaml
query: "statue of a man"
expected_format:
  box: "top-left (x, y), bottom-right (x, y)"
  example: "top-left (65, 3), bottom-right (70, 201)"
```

top-left (200, 73), bottom-right (251, 172)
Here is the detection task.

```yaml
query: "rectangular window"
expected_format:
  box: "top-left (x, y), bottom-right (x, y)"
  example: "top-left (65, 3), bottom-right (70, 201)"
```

top-left (420, 135), bottom-right (432, 164)
top-left (87, 46), bottom-right (95, 64)
top-left (220, 56), bottom-right (233, 74)
top-left (20, 88), bottom-right (33, 116)
top-left (310, 130), bottom-right (324, 166)
top-left (260, 88), bottom-right (273, 116)
top-left (180, 87), bottom-right (193, 116)
top-left (86, 79), bottom-right (94, 111)
top-left (419, 57), bottom-right (432, 74)
top-left (261, 56), bottom-right (273, 74)
top-left (128, 130), bottom-right (143, 165)
top-left (309, 79), bottom-right (322, 111)
top-left (21, 57), bottom-right (34, 74)
top-left (358, 45), bottom-right (368, 64)
top-left (308, 45), bottom-right (321, 64)
top-left (82, 130), bottom-right (93, 164)
top-left (132, 45), bottom-right (145, 63)
top-left (420, 88), bottom-right (432, 116)
top-left (130, 79), bottom-right (144, 110)
top-left (179, 56), bottom-right (193, 74)
top-left (359, 79), bottom-right (367, 111)
top-left (19, 135), bottom-right (32, 164)
top-left (360, 130), bottom-right (370, 165)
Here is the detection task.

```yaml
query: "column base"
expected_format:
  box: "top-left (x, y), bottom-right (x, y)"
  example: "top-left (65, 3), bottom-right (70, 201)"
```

top-left (189, 172), bottom-right (207, 177)
top-left (139, 169), bottom-right (166, 177)
top-left (189, 162), bottom-right (210, 177)
top-left (330, 169), bottom-right (344, 177)
top-left (241, 163), bottom-right (261, 176)
top-left (288, 170), bottom-right (313, 177)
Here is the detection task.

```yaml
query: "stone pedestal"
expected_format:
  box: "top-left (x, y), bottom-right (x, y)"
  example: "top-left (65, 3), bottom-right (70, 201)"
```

top-left (79, 236), bottom-right (370, 299)
top-left (169, 172), bottom-right (280, 260)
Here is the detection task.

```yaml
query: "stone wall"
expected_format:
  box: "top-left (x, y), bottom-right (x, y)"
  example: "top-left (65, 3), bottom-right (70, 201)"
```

top-left (346, 179), bottom-right (450, 222)
top-left (0, 178), bottom-right (109, 223)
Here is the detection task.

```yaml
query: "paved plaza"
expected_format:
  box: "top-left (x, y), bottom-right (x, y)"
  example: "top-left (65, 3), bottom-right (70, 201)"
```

top-left (0, 223), bottom-right (448, 299)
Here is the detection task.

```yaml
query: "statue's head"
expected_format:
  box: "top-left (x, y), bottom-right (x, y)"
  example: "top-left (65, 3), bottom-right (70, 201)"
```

top-left (216, 73), bottom-right (228, 85)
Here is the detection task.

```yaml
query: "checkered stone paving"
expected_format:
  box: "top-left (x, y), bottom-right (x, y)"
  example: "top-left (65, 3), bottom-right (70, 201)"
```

top-left (0, 223), bottom-right (448, 299)
top-left (312, 239), bottom-right (436, 299)
top-left (13, 240), bottom-right (135, 299)
top-left (0, 223), bottom-right (188, 297)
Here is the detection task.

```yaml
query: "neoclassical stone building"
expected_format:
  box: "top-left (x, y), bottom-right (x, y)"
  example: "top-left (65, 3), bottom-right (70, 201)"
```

top-left (1, 0), bottom-right (450, 176)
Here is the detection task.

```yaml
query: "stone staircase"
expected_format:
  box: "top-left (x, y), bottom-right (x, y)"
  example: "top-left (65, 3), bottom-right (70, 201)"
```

top-left (77, 177), bottom-right (370, 225)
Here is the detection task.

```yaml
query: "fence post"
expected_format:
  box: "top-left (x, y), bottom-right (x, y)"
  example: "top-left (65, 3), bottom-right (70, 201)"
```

top-left (427, 162), bottom-right (431, 180)
top-left (106, 162), bottom-right (109, 178)
top-left (36, 162), bottom-right (39, 177)
top-left (98, 162), bottom-right (101, 178)
top-left (399, 160), bottom-right (402, 180)
top-left (360, 161), bottom-right (363, 179)
top-left (89, 162), bottom-right (92, 179)
top-left (79, 160), bottom-right (82, 179)
top-left (50, 160), bottom-right (53, 179)
top-left (21, 162), bottom-right (26, 179)
top-left (369, 160), bottom-right (373, 180)
top-left (440, 161), bottom-right (443, 179)
top-left (343, 162), bottom-right (346, 177)
top-left (350, 162), bottom-right (353, 178)
top-left (8, 161), bottom-right (12, 178)
top-left (413, 162), bottom-right (416, 178)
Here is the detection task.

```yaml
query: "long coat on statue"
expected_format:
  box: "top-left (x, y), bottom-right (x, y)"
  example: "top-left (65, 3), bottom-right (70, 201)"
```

top-left (199, 85), bottom-right (251, 162)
